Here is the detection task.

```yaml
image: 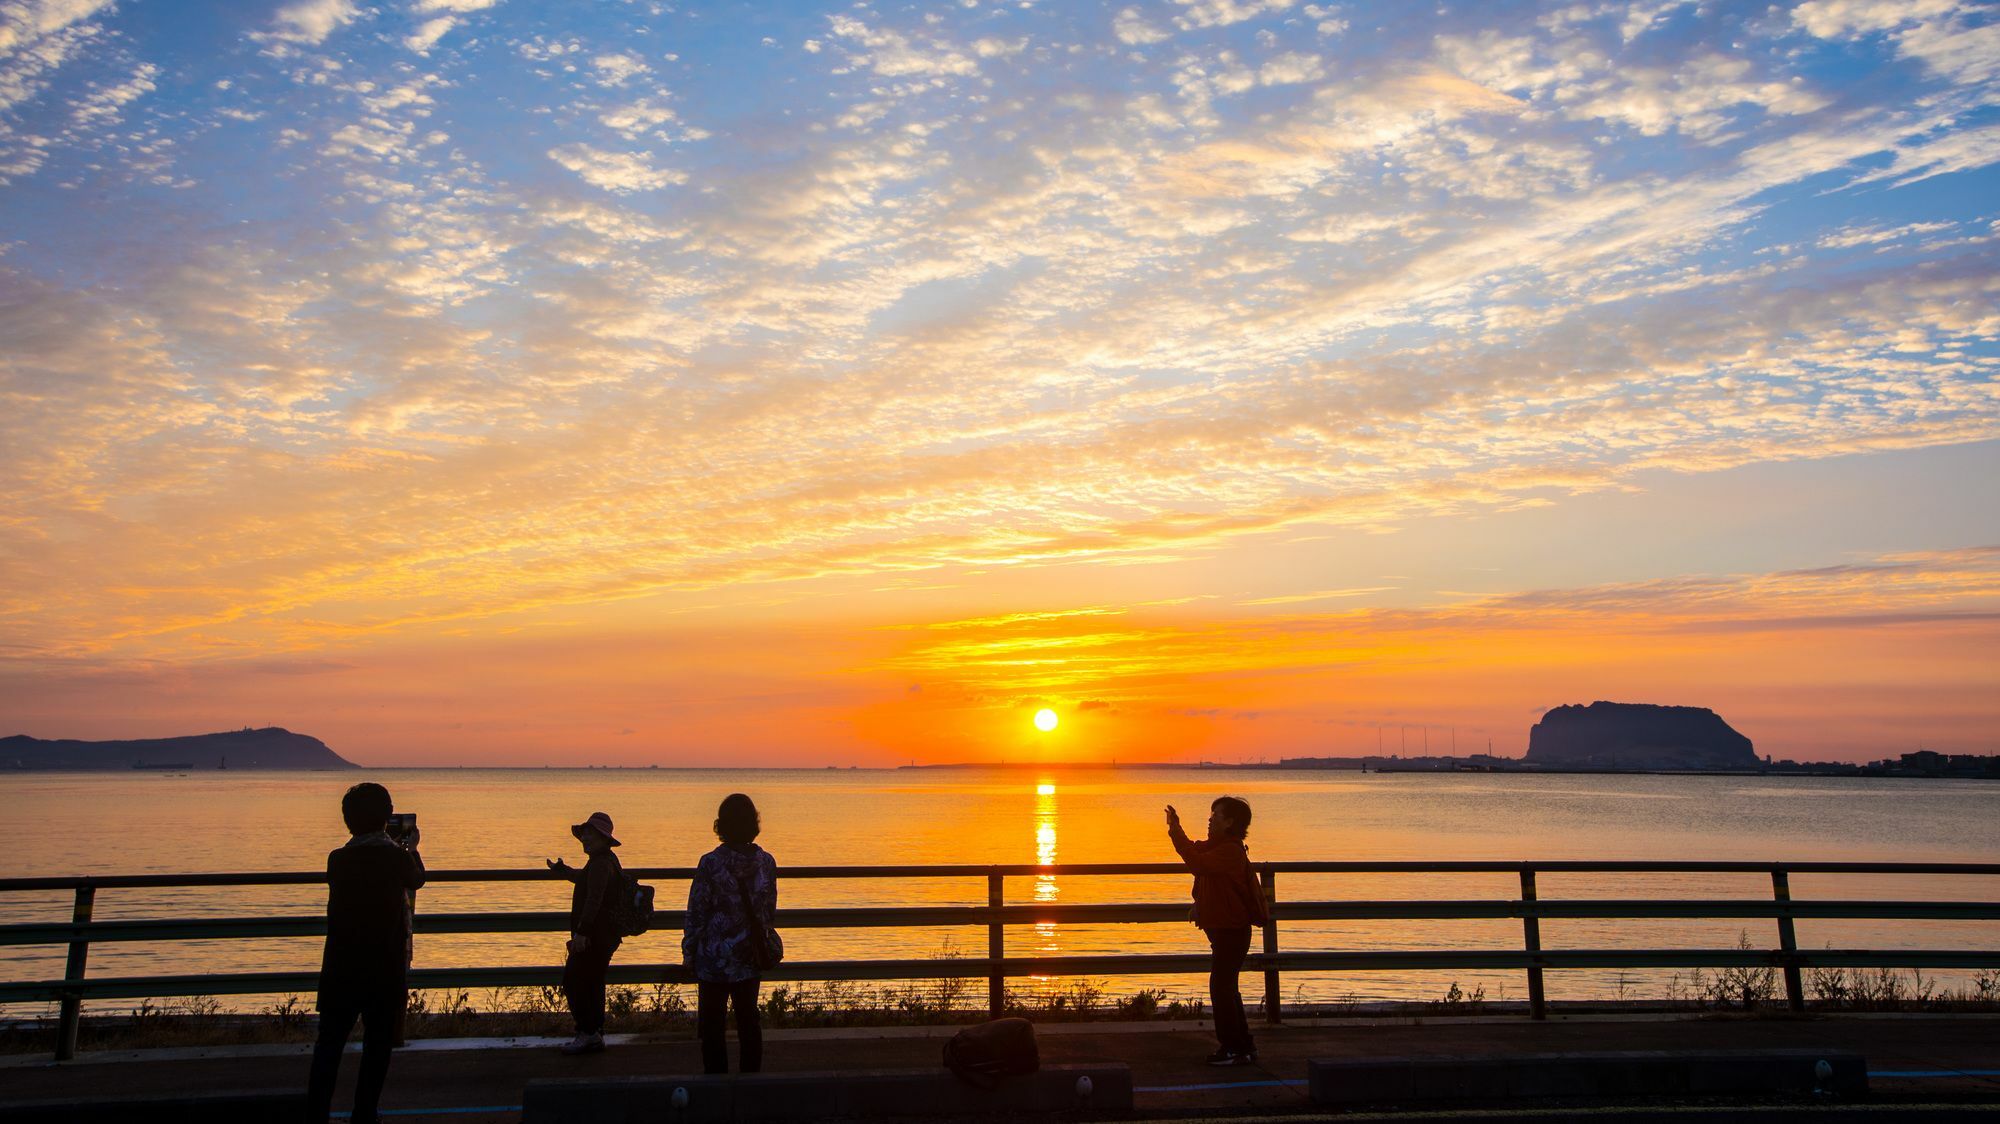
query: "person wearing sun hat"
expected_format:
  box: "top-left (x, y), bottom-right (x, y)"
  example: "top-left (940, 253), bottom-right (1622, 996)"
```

top-left (546, 811), bottom-right (625, 1054)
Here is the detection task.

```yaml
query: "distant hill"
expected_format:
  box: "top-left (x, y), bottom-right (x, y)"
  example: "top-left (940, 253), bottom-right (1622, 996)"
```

top-left (1526, 702), bottom-right (1755, 770)
top-left (0, 727), bottom-right (358, 770)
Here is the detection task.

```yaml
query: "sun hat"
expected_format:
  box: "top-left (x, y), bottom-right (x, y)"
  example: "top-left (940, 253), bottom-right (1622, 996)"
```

top-left (571, 811), bottom-right (621, 847)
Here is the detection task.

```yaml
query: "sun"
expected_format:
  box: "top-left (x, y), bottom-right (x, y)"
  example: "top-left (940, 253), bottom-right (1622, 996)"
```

top-left (1033, 708), bottom-right (1059, 732)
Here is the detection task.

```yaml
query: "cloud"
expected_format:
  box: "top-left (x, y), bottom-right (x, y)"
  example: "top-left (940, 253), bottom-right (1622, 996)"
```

top-left (546, 142), bottom-right (685, 192)
top-left (1113, 7), bottom-right (1169, 45)
top-left (827, 14), bottom-right (977, 77)
top-left (259, 0), bottom-right (360, 45)
top-left (1816, 221), bottom-right (1956, 249)
top-left (599, 98), bottom-right (678, 139)
top-left (1172, 0), bottom-right (1294, 31)
top-left (592, 51), bottom-right (650, 86)
top-left (69, 61), bottom-right (157, 127)
top-left (404, 16), bottom-right (455, 53)
top-left (1259, 51), bottom-right (1322, 85)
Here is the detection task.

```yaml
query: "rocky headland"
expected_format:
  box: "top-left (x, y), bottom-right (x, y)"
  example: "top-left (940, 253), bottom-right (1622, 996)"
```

top-left (1526, 702), bottom-right (1755, 770)
top-left (0, 727), bottom-right (357, 770)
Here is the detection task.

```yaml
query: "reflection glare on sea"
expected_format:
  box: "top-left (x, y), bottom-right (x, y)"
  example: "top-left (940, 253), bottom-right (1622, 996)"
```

top-left (1034, 779), bottom-right (1058, 957)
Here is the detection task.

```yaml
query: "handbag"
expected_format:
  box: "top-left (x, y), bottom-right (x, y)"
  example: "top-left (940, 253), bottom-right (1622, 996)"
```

top-left (943, 1017), bottom-right (1040, 1088)
top-left (733, 869), bottom-right (783, 972)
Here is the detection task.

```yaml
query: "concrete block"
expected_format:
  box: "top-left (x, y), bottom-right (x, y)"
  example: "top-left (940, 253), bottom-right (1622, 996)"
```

top-left (1417, 1059), bottom-right (1509, 1100)
top-left (0, 1090), bottom-right (307, 1123)
top-left (1307, 1058), bottom-right (1411, 1104)
top-left (1686, 1049), bottom-right (1867, 1096)
top-left (522, 1063), bottom-right (1131, 1122)
top-left (1310, 1049), bottom-right (1867, 1107)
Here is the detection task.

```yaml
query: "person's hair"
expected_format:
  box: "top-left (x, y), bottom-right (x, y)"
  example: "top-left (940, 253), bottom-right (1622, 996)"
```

top-left (342, 782), bottom-right (393, 834)
top-left (714, 793), bottom-right (761, 844)
top-left (1211, 795), bottom-right (1251, 839)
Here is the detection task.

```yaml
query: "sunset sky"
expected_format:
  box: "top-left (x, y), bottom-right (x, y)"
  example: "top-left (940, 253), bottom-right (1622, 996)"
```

top-left (1, 0), bottom-right (1995, 766)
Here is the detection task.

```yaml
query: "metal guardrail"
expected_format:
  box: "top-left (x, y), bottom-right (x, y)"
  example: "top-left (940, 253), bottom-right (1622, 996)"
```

top-left (4, 860), bottom-right (1998, 1061)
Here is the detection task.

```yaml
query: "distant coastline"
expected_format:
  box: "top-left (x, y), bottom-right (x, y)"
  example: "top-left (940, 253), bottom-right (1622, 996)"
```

top-left (900, 750), bottom-right (2000, 779)
top-left (0, 727), bottom-right (357, 771)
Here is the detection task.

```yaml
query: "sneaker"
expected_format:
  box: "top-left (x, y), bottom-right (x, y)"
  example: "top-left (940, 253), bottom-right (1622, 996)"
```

top-left (560, 1032), bottom-right (605, 1055)
top-left (1205, 1049), bottom-right (1252, 1066)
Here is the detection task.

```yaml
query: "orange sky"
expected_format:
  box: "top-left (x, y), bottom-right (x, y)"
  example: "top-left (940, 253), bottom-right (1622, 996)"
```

top-left (4, 533), bottom-right (1994, 766)
top-left (3, 1), bottom-right (1999, 767)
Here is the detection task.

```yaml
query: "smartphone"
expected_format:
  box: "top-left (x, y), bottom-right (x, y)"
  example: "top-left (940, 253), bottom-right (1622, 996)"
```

top-left (386, 812), bottom-right (417, 842)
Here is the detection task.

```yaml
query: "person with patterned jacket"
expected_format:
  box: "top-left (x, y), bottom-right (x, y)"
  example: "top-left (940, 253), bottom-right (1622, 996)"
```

top-left (684, 792), bottom-right (779, 1074)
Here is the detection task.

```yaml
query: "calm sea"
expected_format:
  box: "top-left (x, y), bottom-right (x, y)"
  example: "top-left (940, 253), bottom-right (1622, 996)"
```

top-left (3, 768), bottom-right (1996, 1011)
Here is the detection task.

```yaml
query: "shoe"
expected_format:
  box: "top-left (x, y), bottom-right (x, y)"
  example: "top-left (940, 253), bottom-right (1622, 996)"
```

top-left (560, 1032), bottom-right (605, 1055)
top-left (1205, 1049), bottom-right (1252, 1066)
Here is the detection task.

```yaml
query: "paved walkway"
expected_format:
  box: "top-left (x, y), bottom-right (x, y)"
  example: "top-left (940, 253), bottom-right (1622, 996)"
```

top-left (3, 1014), bottom-right (1998, 1119)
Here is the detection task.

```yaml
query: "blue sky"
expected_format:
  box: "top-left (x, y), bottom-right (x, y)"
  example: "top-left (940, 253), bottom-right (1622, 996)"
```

top-left (0, 0), bottom-right (1995, 763)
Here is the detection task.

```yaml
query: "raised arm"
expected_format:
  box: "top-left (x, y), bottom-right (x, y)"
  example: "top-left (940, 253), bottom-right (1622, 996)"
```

top-left (1168, 821), bottom-right (1243, 875)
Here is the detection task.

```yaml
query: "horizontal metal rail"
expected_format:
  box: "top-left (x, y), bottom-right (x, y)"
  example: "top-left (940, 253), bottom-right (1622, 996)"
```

top-left (6, 859), bottom-right (1998, 1061)
top-left (6, 899), bottom-right (1999, 947)
top-left (4, 859), bottom-right (1997, 891)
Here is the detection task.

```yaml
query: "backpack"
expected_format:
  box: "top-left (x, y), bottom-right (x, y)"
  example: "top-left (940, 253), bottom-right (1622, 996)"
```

top-left (733, 870), bottom-right (783, 971)
top-left (618, 871), bottom-right (656, 937)
top-left (942, 1017), bottom-right (1039, 1089)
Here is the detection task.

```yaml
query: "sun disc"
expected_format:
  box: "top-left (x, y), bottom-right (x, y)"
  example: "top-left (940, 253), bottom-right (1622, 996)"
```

top-left (1033, 708), bottom-right (1058, 732)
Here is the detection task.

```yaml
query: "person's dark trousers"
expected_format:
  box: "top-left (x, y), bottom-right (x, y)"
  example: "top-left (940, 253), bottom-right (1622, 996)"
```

top-left (1205, 926), bottom-right (1255, 1055)
top-left (305, 994), bottom-right (400, 1124)
top-left (561, 936), bottom-right (620, 1034)
top-left (698, 978), bottom-right (763, 1073)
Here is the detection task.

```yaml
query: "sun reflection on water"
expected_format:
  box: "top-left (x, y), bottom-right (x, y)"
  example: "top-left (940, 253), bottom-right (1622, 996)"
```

top-left (1033, 780), bottom-right (1058, 953)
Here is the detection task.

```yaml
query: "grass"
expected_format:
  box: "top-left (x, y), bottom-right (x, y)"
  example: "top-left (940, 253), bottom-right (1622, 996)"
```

top-left (4, 949), bottom-right (1996, 1054)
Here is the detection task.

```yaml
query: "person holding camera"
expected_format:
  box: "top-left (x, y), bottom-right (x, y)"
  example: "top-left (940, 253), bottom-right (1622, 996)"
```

top-left (306, 783), bottom-right (425, 1124)
top-left (547, 811), bottom-right (624, 1054)
top-left (1166, 796), bottom-right (1269, 1067)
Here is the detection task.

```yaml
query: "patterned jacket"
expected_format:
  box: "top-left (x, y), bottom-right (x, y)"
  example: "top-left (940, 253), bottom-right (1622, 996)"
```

top-left (682, 843), bottom-right (778, 983)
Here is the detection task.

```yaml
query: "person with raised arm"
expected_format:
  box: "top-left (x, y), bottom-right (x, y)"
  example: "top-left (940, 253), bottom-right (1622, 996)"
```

top-left (684, 793), bottom-right (780, 1074)
top-left (306, 782), bottom-right (425, 1124)
top-left (547, 811), bottom-right (625, 1054)
top-left (1165, 796), bottom-right (1270, 1067)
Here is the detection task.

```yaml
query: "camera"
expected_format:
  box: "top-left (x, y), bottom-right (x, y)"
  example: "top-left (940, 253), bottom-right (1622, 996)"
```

top-left (385, 812), bottom-right (417, 845)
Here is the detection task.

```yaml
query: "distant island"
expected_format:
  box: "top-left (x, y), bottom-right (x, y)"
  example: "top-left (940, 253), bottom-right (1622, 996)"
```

top-left (0, 727), bottom-right (357, 771)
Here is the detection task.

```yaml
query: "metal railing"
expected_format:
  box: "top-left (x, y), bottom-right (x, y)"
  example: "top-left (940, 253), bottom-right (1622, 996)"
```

top-left (4, 860), bottom-right (1998, 1061)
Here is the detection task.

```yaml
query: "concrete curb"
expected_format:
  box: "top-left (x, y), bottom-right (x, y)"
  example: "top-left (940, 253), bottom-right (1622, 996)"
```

top-left (521, 1063), bottom-right (1133, 1122)
top-left (0, 1089), bottom-right (306, 1123)
top-left (1309, 1049), bottom-right (1868, 1105)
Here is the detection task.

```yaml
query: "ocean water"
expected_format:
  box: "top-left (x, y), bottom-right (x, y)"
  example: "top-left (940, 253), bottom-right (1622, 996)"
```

top-left (2, 767), bottom-right (1996, 1011)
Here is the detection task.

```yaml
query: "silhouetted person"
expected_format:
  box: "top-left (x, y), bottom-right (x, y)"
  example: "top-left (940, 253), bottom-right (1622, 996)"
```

top-left (306, 782), bottom-right (425, 1124)
top-left (1166, 795), bottom-right (1269, 1066)
top-left (547, 811), bottom-right (624, 1054)
top-left (685, 793), bottom-right (778, 1074)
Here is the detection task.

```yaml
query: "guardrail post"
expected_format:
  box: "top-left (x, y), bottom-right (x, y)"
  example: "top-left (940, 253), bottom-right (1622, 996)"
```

top-left (1771, 869), bottom-right (1804, 1012)
top-left (987, 872), bottom-right (1005, 1018)
top-left (55, 885), bottom-right (95, 1061)
top-left (1519, 870), bottom-right (1545, 1021)
top-left (1260, 869), bottom-right (1280, 1023)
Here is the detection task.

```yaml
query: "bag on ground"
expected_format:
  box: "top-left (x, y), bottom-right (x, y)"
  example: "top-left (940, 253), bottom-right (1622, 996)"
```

top-left (618, 872), bottom-right (656, 937)
top-left (943, 1017), bottom-right (1039, 1088)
